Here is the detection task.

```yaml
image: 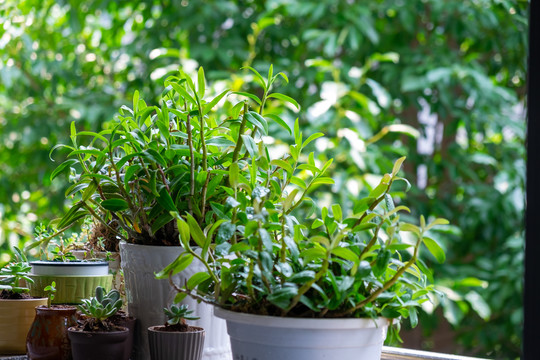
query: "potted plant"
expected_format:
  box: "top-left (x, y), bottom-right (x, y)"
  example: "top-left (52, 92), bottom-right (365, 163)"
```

top-left (67, 286), bottom-right (131, 360)
top-left (0, 247), bottom-right (48, 355)
top-left (161, 104), bottom-right (449, 359)
top-left (27, 281), bottom-right (78, 360)
top-left (26, 228), bottom-right (112, 304)
top-left (148, 303), bottom-right (205, 360)
top-left (48, 66), bottom-right (293, 359)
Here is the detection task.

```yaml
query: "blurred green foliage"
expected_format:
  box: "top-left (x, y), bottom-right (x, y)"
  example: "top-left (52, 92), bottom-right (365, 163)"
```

top-left (0, 0), bottom-right (527, 358)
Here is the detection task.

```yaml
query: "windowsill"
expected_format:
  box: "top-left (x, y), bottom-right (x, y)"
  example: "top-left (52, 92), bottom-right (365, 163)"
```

top-left (1, 348), bottom-right (490, 360)
top-left (381, 347), bottom-right (489, 360)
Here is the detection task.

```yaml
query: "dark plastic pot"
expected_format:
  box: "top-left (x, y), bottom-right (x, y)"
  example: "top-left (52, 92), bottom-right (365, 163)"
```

top-left (26, 305), bottom-right (78, 360)
top-left (68, 327), bottom-right (129, 360)
top-left (112, 313), bottom-right (136, 360)
top-left (148, 325), bottom-right (205, 360)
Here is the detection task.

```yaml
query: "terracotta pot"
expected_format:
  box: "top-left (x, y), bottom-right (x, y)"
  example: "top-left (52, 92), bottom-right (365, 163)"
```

top-left (148, 325), bottom-right (205, 360)
top-left (0, 297), bottom-right (48, 355)
top-left (68, 326), bottom-right (129, 360)
top-left (26, 305), bottom-right (77, 360)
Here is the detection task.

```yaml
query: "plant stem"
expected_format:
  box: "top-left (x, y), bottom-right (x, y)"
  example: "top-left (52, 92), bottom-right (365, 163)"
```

top-left (186, 110), bottom-right (195, 215)
top-left (232, 103), bottom-right (249, 162)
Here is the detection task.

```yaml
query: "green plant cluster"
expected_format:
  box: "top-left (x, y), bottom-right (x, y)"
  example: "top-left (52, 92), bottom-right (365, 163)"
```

top-left (0, 1), bottom-right (527, 357)
top-left (44, 67), bottom-right (294, 247)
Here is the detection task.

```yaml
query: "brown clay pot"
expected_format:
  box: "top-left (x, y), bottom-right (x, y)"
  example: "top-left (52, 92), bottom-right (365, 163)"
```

top-left (68, 326), bottom-right (129, 360)
top-left (26, 305), bottom-right (77, 360)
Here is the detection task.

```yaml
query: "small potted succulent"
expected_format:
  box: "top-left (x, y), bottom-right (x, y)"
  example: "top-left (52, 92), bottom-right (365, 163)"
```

top-left (148, 303), bottom-right (205, 360)
top-left (160, 78), bottom-right (450, 359)
top-left (0, 247), bottom-right (48, 355)
top-left (27, 281), bottom-right (78, 360)
top-left (67, 286), bottom-right (132, 360)
top-left (25, 229), bottom-right (112, 304)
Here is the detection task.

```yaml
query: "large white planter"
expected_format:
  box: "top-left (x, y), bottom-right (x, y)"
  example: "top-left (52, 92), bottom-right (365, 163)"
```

top-left (120, 242), bottom-right (231, 360)
top-left (215, 307), bottom-right (390, 360)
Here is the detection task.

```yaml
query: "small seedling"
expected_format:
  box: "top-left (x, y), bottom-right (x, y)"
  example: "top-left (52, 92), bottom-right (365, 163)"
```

top-left (44, 281), bottom-right (56, 307)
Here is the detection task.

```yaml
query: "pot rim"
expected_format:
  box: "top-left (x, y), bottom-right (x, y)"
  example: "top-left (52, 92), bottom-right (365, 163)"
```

top-left (30, 260), bottom-right (109, 266)
top-left (214, 307), bottom-right (391, 329)
top-left (0, 297), bottom-right (48, 302)
top-left (147, 325), bottom-right (205, 334)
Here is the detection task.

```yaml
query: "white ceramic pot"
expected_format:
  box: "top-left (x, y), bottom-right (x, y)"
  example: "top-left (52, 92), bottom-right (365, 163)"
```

top-left (215, 307), bottom-right (390, 360)
top-left (120, 242), bottom-right (231, 360)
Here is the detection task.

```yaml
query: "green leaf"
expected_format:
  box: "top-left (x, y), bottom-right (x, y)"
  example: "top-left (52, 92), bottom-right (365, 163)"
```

top-left (331, 204), bottom-right (342, 222)
top-left (229, 162), bottom-right (239, 189)
top-left (231, 91), bottom-right (262, 105)
top-left (267, 93), bottom-right (300, 109)
top-left (50, 159), bottom-right (78, 181)
top-left (156, 187), bottom-right (177, 212)
top-left (174, 214), bottom-right (191, 248)
top-left (242, 66), bottom-right (267, 90)
top-left (187, 272), bottom-right (211, 290)
top-left (155, 252), bottom-right (193, 279)
top-left (270, 159), bottom-right (293, 174)
top-left (464, 291), bottom-right (491, 320)
top-left (267, 286), bottom-right (298, 309)
top-left (171, 83), bottom-right (196, 105)
top-left (185, 213), bottom-right (206, 248)
top-left (422, 237), bottom-right (446, 263)
top-left (332, 247), bottom-right (360, 266)
top-left (241, 135), bottom-right (257, 157)
top-left (248, 111), bottom-right (269, 135)
top-left (312, 177), bottom-right (335, 185)
top-left (203, 90), bottom-right (230, 115)
top-left (197, 67), bottom-right (205, 98)
top-left (425, 218), bottom-right (450, 230)
top-left (245, 112), bottom-right (267, 135)
top-left (101, 199), bottom-right (129, 212)
top-left (302, 133), bottom-right (324, 149)
top-left (266, 114), bottom-right (292, 134)
top-left (392, 156), bottom-right (406, 176)
top-left (399, 223), bottom-right (421, 236)
top-left (290, 176), bottom-right (306, 189)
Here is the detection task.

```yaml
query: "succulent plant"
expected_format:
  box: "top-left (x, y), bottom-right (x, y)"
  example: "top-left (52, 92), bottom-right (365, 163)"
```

top-left (164, 303), bottom-right (199, 327)
top-left (0, 247), bottom-right (34, 294)
top-left (78, 286), bottom-right (122, 324)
